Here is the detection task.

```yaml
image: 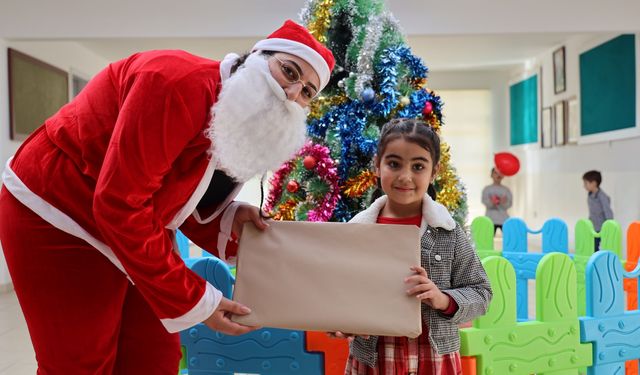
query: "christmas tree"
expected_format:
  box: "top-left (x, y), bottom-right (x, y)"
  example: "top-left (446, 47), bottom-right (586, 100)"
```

top-left (264, 0), bottom-right (468, 225)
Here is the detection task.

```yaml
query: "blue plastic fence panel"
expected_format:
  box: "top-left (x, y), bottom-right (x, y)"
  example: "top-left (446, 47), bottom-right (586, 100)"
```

top-left (579, 251), bottom-right (640, 375)
top-left (180, 257), bottom-right (324, 375)
top-left (502, 217), bottom-right (569, 320)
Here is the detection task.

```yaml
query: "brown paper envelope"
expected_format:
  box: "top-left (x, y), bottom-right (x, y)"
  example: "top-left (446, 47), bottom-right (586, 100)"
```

top-left (231, 220), bottom-right (422, 338)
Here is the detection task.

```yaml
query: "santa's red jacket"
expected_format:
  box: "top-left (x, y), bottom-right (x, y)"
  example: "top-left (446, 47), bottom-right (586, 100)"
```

top-left (2, 50), bottom-right (243, 332)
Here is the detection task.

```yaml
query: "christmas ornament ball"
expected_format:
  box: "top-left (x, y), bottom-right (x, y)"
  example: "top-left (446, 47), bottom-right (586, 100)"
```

top-left (303, 155), bottom-right (317, 170)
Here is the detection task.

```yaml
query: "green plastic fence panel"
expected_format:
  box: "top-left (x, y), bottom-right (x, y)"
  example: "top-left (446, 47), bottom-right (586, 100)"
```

top-left (472, 256), bottom-right (517, 330)
top-left (574, 219), bottom-right (622, 316)
top-left (537, 253), bottom-right (592, 375)
top-left (179, 345), bottom-right (187, 374)
top-left (461, 254), bottom-right (592, 375)
top-left (599, 220), bottom-right (622, 256)
top-left (536, 253), bottom-right (579, 321)
top-left (471, 216), bottom-right (501, 259)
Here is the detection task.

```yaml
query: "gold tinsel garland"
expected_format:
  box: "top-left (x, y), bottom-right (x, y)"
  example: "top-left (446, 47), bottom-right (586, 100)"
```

top-left (307, 0), bottom-right (334, 44)
top-left (309, 94), bottom-right (348, 120)
top-left (435, 142), bottom-right (461, 211)
top-left (342, 170), bottom-right (377, 198)
top-left (423, 112), bottom-right (441, 132)
top-left (273, 199), bottom-right (297, 221)
top-left (410, 78), bottom-right (428, 90)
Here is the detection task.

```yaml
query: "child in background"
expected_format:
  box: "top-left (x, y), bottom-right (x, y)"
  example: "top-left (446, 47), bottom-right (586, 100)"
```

top-left (341, 118), bottom-right (492, 375)
top-left (582, 170), bottom-right (614, 251)
top-left (481, 168), bottom-right (512, 233)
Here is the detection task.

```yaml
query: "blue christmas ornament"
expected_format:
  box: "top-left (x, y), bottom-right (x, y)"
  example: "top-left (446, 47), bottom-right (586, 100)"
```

top-left (361, 88), bottom-right (375, 104)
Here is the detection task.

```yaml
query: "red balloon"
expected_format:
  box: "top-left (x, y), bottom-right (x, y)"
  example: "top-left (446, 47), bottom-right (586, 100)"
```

top-left (494, 152), bottom-right (520, 176)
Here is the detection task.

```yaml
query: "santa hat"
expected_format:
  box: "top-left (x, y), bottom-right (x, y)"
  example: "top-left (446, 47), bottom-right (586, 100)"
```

top-left (252, 19), bottom-right (335, 91)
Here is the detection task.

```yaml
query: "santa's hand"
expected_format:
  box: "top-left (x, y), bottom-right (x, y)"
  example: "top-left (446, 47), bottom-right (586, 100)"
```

top-left (232, 204), bottom-right (269, 238)
top-left (203, 297), bottom-right (260, 335)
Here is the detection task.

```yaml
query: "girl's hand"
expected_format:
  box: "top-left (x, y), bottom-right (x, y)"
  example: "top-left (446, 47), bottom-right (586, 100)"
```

top-left (232, 204), bottom-right (269, 238)
top-left (326, 331), bottom-right (370, 342)
top-left (405, 265), bottom-right (450, 311)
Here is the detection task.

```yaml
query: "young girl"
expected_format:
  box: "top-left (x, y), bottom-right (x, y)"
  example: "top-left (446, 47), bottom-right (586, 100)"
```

top-left (343, 118), bottom-right (492, 375)
top-left (481, 167), bottom-right (513, 233)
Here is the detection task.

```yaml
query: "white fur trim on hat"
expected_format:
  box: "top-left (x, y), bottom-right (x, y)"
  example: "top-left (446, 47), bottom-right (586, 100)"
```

top-left (252, 38), bottom-right (330, 90)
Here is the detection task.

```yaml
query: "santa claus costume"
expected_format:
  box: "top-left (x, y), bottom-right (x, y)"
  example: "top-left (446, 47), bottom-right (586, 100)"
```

top-left (0, 20), bottom-right (333, 374)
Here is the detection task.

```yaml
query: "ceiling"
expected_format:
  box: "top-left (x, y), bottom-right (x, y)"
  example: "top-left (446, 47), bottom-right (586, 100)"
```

top-left (76, 32), bottom-right (586, 72)
top-left (2, 0), bottom-right (636, 72)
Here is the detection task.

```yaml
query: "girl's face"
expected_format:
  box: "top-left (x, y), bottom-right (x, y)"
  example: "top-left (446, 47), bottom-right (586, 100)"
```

top-left (376, 137), bottom-right (438, 209)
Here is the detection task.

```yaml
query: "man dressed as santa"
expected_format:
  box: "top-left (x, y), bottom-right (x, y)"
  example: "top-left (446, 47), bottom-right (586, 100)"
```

top-left (0, 19), bottom-right (334, 374)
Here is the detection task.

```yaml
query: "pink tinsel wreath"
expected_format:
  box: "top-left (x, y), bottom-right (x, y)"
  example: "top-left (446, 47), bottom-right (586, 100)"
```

top-left (264, 141), bottom-right (340, 222)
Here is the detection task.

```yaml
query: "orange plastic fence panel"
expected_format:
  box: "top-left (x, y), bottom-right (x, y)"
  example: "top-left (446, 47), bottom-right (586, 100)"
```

top-left (626, 222), bottom-right (640, 310)
top-left (628, 222), bottom-right (640, 264)
top-left (625, 223), bottom-right (640, 373)
top-left (626, 359), bottom-right (638, 375)
top-left (625, 278), bottom-right (638, 310)
top-left (305, 331), bottom-right (349, 375)
top-left (461, 356), bottom-right (476, 375)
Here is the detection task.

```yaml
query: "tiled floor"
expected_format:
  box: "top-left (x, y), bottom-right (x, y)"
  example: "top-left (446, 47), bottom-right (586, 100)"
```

top-left (0, 291), bottom-right (36, 374)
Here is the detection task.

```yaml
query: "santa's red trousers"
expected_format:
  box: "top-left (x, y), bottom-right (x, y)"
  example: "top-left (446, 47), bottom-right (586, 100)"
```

top-left (0, 188), bottom-right (181, 374)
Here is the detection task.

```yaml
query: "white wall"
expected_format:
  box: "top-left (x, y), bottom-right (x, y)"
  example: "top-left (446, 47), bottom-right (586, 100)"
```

top-left (426, 34), bottom-right (640, 254)
top-left (428, 69), bottom-right (511, 153)
top-left (437, 90), bottom-right (493, 221)
top-left (502, 33), bottom-right (640, 253)
top-left (428, 70), bottom-right (512, 221)
top-left (0, 39), bottom-right (108, 288)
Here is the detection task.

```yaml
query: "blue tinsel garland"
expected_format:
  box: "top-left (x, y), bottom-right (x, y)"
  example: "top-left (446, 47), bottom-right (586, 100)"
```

top-left (306, 44), bottom-right (440, 221)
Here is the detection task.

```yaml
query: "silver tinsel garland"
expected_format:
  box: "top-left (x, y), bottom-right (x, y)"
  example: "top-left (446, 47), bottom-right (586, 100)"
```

top-left (352, 13), bottom-right (400, 96)
top-left (354, 15), bottom-right (383, 95)
top-left (299, 0), bottom-right (314, 25)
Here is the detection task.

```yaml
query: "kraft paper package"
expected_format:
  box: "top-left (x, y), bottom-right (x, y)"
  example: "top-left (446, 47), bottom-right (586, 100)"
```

top-left (231, 220), bottom-right (422, 338)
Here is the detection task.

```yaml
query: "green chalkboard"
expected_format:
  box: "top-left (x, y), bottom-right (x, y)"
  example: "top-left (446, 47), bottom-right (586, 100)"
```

top-left (580, 34), bottom-right (636, 136)
top-left (510, 75), bottom-right (538, 145)
top-left (8, 48), bottom-right (69, 140)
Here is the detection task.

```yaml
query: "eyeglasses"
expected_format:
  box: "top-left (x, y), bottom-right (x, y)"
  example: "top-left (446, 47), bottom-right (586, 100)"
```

top-left (271, 55), bottom-right (319, 103)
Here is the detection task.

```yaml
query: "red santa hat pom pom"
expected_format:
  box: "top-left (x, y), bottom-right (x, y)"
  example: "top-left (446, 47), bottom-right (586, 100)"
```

top-left (252, 20), bottom-right (335, 90)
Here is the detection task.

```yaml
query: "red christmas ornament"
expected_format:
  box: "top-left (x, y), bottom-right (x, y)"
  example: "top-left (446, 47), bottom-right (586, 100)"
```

top-left (494, 152), bottom-right (520, 176)
top-left (286, 180), bottom-right (300, 193)
top-left (422, 101), bottom-right (433, 116)
top-left (303, 155), bottom-right (317, 170)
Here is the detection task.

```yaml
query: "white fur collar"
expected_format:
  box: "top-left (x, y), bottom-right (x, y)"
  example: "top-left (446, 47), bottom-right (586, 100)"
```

top-left (349, 194), bottom-right (456, 236)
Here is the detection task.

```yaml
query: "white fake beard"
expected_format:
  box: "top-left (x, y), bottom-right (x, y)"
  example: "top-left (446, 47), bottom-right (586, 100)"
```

top-left (206, 54), bottom-right (308, 182)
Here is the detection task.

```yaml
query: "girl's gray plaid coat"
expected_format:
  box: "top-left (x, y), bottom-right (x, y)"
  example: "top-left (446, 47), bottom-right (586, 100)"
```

top-left (347, 194), bottom-right (492, 368)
